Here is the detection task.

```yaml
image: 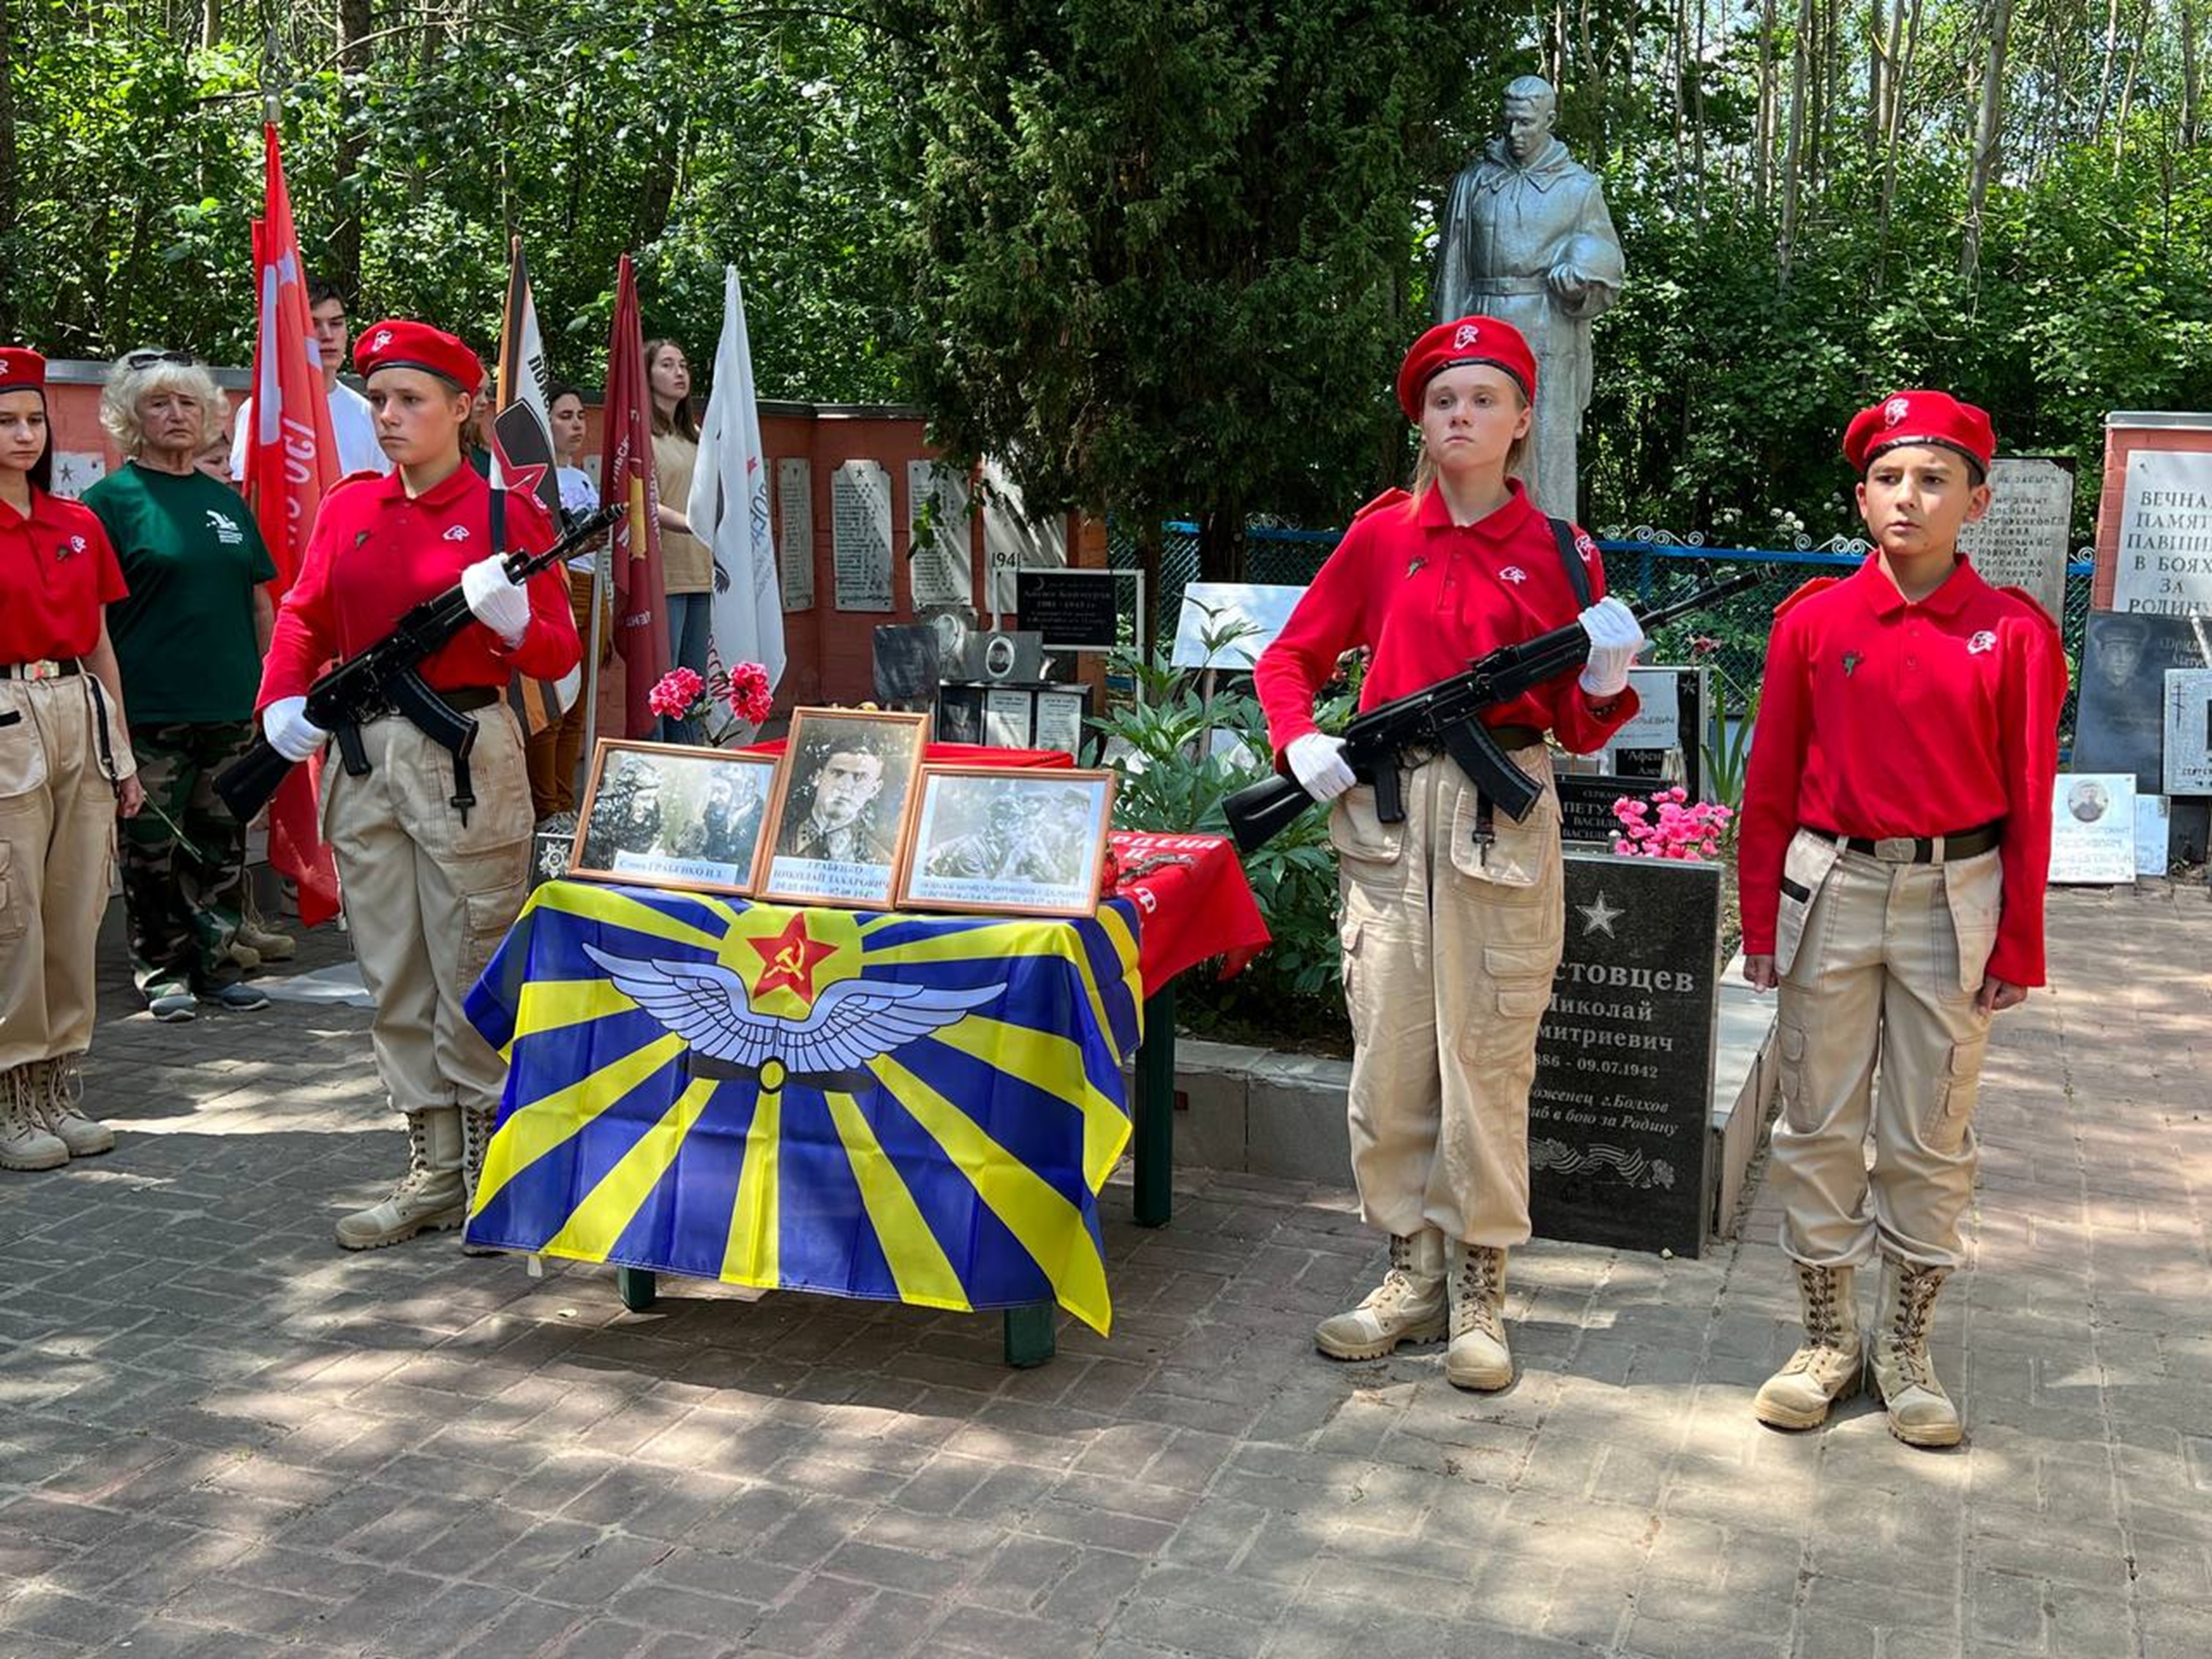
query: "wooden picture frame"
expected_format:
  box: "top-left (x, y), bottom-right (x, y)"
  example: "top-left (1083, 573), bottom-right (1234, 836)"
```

top-left (895, 765), bottom-right (1117, 918)
top-left (754, 708), bottom-right (932, 909)
top-left (568, 740), bottom-right (778, 897)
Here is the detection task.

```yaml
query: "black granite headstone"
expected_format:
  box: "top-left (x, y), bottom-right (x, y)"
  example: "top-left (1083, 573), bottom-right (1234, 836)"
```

top-left (1529, 851), bottom-right (1720, 1258)
top-left (873, 624), bottom-right (941, 705)
top-left (2074, 612), bottom-right (2212, 793)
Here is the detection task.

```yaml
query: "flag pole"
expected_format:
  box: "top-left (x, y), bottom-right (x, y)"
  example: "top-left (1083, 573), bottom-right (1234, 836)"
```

top-left (579, 529), bottom-right (609, 805)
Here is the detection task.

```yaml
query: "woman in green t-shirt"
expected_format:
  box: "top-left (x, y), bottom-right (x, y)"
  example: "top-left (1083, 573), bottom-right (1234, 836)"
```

top-left (84, 352), bottom-right (279, 1022)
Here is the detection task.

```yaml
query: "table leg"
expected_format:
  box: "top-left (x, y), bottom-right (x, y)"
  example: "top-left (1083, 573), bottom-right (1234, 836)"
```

top-left (1003, 1301), bottom-right (1057, 1367)
top-left (615, 1266), bottom-right (658, 1312)
top-left (1133, 979), bottom-right (1177, 1228)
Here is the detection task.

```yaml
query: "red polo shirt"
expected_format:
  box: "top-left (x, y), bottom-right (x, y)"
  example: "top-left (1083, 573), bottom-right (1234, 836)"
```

top-left (0, 489), bottom-right (128, 662)
top-left (1256, 481), bottom-right (1639, 760)
top-left (258, 463), bottom-right (580, 706)
top-left (1737, 554), bottom-right (2069, 986)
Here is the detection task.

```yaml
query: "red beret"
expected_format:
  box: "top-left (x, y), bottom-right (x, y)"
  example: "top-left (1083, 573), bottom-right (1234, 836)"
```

top-left (1842, 391), bottom-right (1995, 476)
top-left (355, 319), bottom-right (484, 396)
top-left (1396, 317), bottom-right (1538, 421)
top-left (0, 347), bottom-right (48, 395)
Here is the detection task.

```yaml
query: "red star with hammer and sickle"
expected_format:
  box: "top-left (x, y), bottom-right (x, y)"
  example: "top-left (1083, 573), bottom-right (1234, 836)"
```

top-left (745, 914), bottom-right (838, 1003)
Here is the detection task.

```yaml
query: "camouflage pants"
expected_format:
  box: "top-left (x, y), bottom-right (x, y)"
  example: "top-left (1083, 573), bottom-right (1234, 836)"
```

top-left (121, 720), bottom-right (255, 998)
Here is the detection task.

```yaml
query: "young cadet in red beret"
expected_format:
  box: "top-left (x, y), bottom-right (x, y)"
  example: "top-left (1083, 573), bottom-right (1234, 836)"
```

top-left (1737, 391), bottom-right (2068, 1447)
top-left (0, 347), bottom-right (146, 1173)
top-left (1255, 317), bottom-right (1645, 1391)
top-left (258, 320), bottom-right (580, 1250)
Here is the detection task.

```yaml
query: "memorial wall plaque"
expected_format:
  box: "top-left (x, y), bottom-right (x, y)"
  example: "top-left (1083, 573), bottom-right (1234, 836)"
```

top-left (2135, 794), bottom-right (2172, 876)
top-left (2072, 612), bottom-right (2212, 792)
top-left (1529, 853), bottom-right (1720, 1258)
top-left (50, 453), bottom-right (105, 500)
top-left (1033, 689), bottom-right (1089, 759)
top-left (907, 460), bottom-right (974, 609)
top-left (1956, 456), bottom-right (2074, 624)
top-left (2163, 668), bottom-right (2212, 795)
top-left (830, 459), bottom-right (894, 612)
top-left (982, 458), bottom-right (1067, 615)
top-left (2048, 773), bottom-right (2139, 884)
top-left (775, 458), bottom-right (814, 611)
top-left (2112, 448), bottom-right (2212, 616)
top-left (1016, 569), bottom-right (1121, 650)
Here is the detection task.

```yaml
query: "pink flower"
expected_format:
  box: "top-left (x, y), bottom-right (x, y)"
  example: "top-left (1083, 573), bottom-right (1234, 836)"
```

top-left (1690, 634), bottom-right (1722, 658)
top-left (725, 661), bottom-right (773, 726)
top-left (648, 667), bottom-right (704, 721)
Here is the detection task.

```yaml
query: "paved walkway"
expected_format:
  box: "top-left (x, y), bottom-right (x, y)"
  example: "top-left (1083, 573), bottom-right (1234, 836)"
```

top-left (1, 884), bottom-right (2207, 1659)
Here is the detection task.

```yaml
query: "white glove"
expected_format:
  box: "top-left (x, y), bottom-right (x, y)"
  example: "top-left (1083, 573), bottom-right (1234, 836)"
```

top-left (462, 555), bottom-right (531, 646)
top-left (1287, 732), bottom-right (1357, 803)
top-left (1577, 596), bottom-right (1644, 699)
top-left (263, 696), bottom-right (329, 762)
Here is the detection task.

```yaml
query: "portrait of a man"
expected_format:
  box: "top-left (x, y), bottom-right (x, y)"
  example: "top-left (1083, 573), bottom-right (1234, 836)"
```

top-left (759, 710), bottom-right (930, 908)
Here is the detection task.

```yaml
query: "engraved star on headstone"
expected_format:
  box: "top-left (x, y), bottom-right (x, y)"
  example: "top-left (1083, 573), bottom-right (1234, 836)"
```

top-left (1579, 891), bottom-right (1622, 938)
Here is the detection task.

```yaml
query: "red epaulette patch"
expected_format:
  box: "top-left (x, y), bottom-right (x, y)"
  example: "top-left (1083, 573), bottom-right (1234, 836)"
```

top-left (327, 469), bottom-right (383, 497)
top-left (1773, 576), bottom-right (1840, 619)
top-left (1351, 488), bottom-right (1412, 523)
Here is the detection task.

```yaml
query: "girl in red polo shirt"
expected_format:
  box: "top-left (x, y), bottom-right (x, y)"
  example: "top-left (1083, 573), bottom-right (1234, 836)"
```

top-left (257, 321), bottom-right (579, 1252)
top-left (0, 347), bottom-right (146, 1173)
top-left (1737, 392), bottom-right (2067, 1447)
top-left (1254, 317), bottom-right (1644, 1391)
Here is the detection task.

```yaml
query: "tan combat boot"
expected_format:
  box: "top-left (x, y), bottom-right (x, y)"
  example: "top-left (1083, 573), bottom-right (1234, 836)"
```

top-left (1315, 1230), bottom-right (1446, 1359)
top-left (1753, 1262), bottom-right (1861, 1429)
top-left (458, 1104), bottom-right (500, 1257)
top-left (1443, 1243), bottom-right (1513, 1392)
top-left (336, 1107), bottom-right (465, 1249)
top-left (1870, 1254), bottom-right (1962, 1448)
top-left (234, 900), bottom-right (295, 963)
top-left (32, 1056), bottom-right (114, 1159)
top-left (1, 1064), bottom-right (68, 1173)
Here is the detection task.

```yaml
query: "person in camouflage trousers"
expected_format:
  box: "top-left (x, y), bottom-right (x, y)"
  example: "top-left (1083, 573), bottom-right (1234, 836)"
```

top-left (117, 720), bottom-right (257, 1004)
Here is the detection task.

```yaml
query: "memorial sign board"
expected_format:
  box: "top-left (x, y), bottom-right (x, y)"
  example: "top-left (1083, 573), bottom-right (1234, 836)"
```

top-left (1955, 456), bottom-right (2074, 624)
top-left (2072, 612), bottom-right (2212, 792)
top-left (830, 459), bottom-right (894, 612)
top-left (1530, 853), bottom-right (1720, 1258)
top-left (982, 459), bottom-right (1066, 615)
top-left (2135, 794), bottom-right (2171, 877)
top-left (906, 460), bottom-right (974, 609)
top-left (775, 459), bottom-right (813, 611)
top-left (2112, 448), bottom-right (2212, 616)
top-left (2162, 668), bottom-right (2212, 796)
top-left (1015, 569), bottom-right (1121, 651)
top-left (2048, 773), bottom-right (2139, 884)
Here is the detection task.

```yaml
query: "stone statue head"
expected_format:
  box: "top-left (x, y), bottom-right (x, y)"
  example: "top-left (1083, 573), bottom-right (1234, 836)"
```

top-left (1501, 75), bottom-right (1557, 163)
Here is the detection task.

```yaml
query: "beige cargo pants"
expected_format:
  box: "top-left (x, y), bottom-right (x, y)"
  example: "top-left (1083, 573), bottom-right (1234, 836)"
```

top-left (1767, 828), bottom-right (2002, 1271)
top-left (1333, 748), bottom-right (1565, 1246)
top-left (0, 674), bottom-right (133, 1072)
top-left (321, 708), bottom-right (533, 1116)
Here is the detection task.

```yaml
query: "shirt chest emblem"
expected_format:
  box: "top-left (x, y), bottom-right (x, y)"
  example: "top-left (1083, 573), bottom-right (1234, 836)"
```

top-left (1500, 565), bottom-right (1527, 584)
top-left (1841, 650), bottom-right (1863, 677)
top-left (58, 534), bottom-right (86, 560)
top-left (442, 524), bottom-right (470, 543)
top-left (1405, 556), bottom-right (1426, 579)
top-left (204, 509), bottom-right (244, 546)
top-left (1967, 630), bottom-right (1997, 655)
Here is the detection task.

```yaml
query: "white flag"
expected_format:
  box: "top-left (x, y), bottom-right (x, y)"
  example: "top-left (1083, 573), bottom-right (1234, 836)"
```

top-left (690, 264), bottom-right (788, 696)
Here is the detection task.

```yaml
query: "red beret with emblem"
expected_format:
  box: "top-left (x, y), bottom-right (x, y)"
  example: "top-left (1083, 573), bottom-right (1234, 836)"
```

top-left (354, 319), bottom-right (484, 396)
top-left (0, 347), bottom-right (48, 395)
top-left (1395, 316), bottom-right (1538, 421)
top-left (1842, 390), bottom-right (1995, 477)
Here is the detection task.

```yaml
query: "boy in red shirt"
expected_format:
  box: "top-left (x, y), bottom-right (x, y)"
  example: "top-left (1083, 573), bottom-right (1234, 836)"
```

top-left (1737, 392), bottom-right (2068, 1446)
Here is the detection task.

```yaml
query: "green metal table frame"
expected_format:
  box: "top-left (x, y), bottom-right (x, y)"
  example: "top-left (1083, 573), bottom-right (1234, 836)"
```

top-left (610, 981), bottom-right (1178, 1369)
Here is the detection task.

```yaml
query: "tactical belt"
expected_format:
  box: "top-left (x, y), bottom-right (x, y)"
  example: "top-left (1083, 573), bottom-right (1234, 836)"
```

top-left (1402, 723), bottom-right (1544, 767)
top-left (0, 658), bottom-right (82, 680)
top-left (1809, 821), bottom-right (2002, 864)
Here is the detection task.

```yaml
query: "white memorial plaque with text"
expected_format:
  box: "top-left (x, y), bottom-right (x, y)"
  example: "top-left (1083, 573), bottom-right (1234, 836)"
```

top-left (50, 453), bottom-right (105, 500)
top-left (983, 688), bottom-right (1033, 748)
top-left (1033, 691), bottom-right (1086, 759)
top-left (2134, 794), bottom-right (2172, 876)
top-left (775, 459), bottom-right (814, 611)
top-left (830, 459), bottom-right (894, 613)
top-left (2048, 773), bottom-right (2139, 884)
top-left (2113, 448), bottom-right (2212, 617)
top-left (982, 459), bottom-right (1067, 616)
top-left (906, 461), bottom-right (974, 609)
top-left (2163, 668), bottom-right (2212, 794)
top-left (1957, 456), bottom-right (2073, 622)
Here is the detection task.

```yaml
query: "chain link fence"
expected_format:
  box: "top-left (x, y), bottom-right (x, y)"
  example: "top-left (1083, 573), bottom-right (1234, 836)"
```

top-left (1109, 522), bottom-right (2092, 738)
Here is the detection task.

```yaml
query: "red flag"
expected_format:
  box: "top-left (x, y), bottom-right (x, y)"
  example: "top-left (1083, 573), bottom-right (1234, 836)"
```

top-left (601, 254), bottom-right (669, 737)
top-left (243, 124), bottom-right (342, 925)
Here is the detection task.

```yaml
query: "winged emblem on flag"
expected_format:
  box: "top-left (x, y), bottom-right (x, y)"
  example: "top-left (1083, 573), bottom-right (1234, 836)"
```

top-left (582, 942), bottom-right (1006, 1087)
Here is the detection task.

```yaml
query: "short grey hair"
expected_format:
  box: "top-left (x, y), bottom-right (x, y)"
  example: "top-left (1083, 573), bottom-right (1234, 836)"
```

top-left (101, 352), bottom-right (228, 457)
top-left (1503, 75), bottom-right (1557, 116)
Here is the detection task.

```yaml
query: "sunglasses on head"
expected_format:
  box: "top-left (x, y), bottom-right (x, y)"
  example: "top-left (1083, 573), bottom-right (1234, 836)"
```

top-left (124, 349), bottom-right (196, 369)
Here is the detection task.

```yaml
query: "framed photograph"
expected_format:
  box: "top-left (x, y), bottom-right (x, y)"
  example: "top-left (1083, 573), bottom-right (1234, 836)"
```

top-left (571, 741), bottom-right (777, 895)
top-left (756, 708), bottom-right (931, 908)
top-left (897, 766), bottom-right (1116, 918)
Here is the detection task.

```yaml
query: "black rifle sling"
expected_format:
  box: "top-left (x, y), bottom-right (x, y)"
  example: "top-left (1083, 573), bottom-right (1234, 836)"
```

top-left (1547, 516), bottom-right (1593, 609)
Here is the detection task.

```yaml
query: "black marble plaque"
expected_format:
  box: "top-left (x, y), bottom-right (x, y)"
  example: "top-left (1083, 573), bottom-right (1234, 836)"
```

top-left (2074, 612), bottom-right (2212, 794)
top-left (1557, 668), bottom-right (1709, 845)
top-left (1529, 851), bottom-right (1720, 1258)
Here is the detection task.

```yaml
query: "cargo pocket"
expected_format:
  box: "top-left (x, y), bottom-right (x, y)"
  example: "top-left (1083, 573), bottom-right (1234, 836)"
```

top-left (0, 718), bottom-right (50, 801)
top-left (1481, 943), bottom-right (1557, 1044)
top-left (1942, 852), bottom-right (2002, 994)
top-left (1774, 831), bottom-right (1840, 976)
top-left (459, 876), bottom-right (528, 989)
top-left (0, 840), bottom-right (23, 943)
top-left (1446, 767), bottom-right (1559, 899)
top-left (1922, 1031), bottom-right (1988, 1152)
top-left (1328, 785), bottom-right (1404, 865)
top-left (1339, 917), bottom-right (1368, 1030)
top-left (1776, 1017), bottom-right (1810, 1132)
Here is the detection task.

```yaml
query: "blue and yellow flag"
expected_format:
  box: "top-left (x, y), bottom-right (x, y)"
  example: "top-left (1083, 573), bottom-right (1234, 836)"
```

top-left (463, 881), bottom-right (1143, 1333)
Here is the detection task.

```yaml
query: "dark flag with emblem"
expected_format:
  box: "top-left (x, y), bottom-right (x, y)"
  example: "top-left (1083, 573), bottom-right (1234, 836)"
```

top-left (492, 237), bottom-right (573, 737)
top-left (602, 254), bottom-right (670, 738)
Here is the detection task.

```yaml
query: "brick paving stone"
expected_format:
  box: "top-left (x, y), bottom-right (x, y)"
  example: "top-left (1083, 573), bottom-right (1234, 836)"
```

top-left (0, 887), bottom-right (2203, 1656)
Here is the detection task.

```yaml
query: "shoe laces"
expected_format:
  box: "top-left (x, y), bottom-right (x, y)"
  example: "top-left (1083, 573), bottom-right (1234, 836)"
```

top-left (1798, 1264), bottom-right (1852, 1352)
top-left (1885, 1263), bottom-right (1947, 1390)
top-left (41, 1055), bottom-right (86, 1125)
top-left (1451, 1248), bottom-right (1504, 1338)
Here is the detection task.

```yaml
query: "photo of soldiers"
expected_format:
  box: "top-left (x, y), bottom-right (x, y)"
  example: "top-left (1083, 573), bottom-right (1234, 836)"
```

top-left (571, 743), bottom-right (777, 894)
top-left (900, 767), bottom-right (1115, 917)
